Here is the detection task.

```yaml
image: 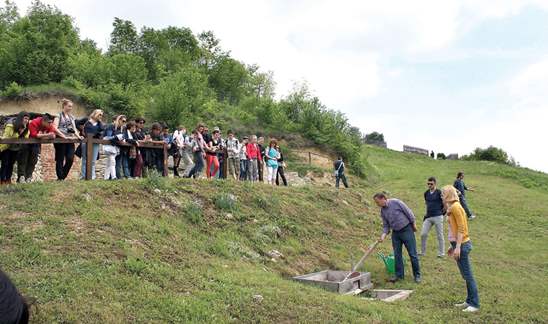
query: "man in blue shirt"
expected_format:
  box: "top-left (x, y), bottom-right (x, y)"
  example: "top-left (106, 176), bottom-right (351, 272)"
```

top-left (420, 177), bottom-right (445, 257)
top-left (454, 172), bottom-right (476, 220)
top-left (375, 192), bottom-right (421, 283)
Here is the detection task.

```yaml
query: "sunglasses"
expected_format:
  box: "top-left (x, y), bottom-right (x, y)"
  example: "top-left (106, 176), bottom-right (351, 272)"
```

top-left (427, 183), bottom-right (435, 186)
top-left (122, 120), bottom-right (127, 123)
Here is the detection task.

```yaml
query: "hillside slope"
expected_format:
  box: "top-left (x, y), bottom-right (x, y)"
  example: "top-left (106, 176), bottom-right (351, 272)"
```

top-left (1, 147), bottom-right (547, 323)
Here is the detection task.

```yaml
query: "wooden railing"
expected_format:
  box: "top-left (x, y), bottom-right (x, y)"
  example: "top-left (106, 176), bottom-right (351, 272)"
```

top-left (0, 135), bottom-right (168, 180)
top-left (307, 151), bottom-right (331, 165)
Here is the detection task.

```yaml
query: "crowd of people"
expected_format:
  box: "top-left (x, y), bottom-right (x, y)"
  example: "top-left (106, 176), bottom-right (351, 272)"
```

top-left (0, 99), bottom-right (289, 185)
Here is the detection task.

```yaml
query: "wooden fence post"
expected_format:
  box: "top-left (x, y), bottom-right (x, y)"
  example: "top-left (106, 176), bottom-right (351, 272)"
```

top-left (163, 144), bottom-right (168, 177)
top-left (308, 152), bottom-right (312, 165)
top-left (85, 135), bottom-right (93, 180)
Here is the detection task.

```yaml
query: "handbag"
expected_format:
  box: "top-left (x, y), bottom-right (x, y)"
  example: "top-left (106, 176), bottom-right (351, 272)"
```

top-left (75, 144), bottom-right (82, 158)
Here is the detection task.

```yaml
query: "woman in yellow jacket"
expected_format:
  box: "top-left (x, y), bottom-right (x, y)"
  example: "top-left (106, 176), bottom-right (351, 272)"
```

top-left (442, 185), bottom-right (480, 312)
top-left (0, 112), bottom-right (30, 185)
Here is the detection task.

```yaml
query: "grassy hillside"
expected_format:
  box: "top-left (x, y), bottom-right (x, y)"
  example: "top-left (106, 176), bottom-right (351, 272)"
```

top-left (1, 147), bottom-right (547, 323)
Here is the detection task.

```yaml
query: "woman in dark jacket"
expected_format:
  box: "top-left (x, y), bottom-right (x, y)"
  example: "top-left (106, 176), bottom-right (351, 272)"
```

top-left (275, 144), bottom-right (288, 186)
top-left (80, 109), bottom-right (104, 180)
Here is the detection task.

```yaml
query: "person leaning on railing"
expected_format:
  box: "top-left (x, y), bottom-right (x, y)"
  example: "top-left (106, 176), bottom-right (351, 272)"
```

top-left (17, 113), bottom-right (68, 183)
top-left (0, 111), bottom-right (30, 185)
top-left (80, 109), bottom-right (104, 180)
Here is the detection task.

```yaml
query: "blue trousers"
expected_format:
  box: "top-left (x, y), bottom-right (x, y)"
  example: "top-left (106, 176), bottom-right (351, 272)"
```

top-left (392, 224), bottom-right (421, 279)
top-left (451, 241), bottom-right (480, 308)
top-left (459, 195), bottom-right (473, 218)
top-left (239, 159), bottom-right (248, 180)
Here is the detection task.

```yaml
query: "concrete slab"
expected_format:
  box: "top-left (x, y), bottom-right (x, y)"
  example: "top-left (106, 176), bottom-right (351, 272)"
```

top-left (293, 270), bottom-right (373, 294)
top-left (371, 289), bottom-right (413, 302)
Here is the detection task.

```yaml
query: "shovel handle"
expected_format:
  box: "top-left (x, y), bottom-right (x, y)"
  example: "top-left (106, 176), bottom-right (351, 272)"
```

top-left (351, 241), bottom-right (380, 272)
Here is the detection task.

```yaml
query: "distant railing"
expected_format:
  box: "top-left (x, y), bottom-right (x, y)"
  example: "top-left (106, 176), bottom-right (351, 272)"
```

top-left (306, 151), bottom-right (331, 165)
top-left (0, 135), bottom-right (168, 180)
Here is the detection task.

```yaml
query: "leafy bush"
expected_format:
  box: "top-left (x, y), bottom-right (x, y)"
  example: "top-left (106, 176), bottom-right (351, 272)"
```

top-left (463, 146), bottom-right (512, 164)
top-left (1, 81), bottom-right (23, 98)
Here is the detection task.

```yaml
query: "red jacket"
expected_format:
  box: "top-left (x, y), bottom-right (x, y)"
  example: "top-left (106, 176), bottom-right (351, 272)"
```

top-left (246, 143), bottom-right (262, 160)
top-left (28, 117), bottom-right (55, 138)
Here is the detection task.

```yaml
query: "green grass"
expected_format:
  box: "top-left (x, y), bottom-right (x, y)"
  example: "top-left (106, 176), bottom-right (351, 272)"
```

top-left (1, 146), bottom-right (547, 323)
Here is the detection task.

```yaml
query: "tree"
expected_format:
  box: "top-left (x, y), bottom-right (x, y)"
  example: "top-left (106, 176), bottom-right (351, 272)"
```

top-left (436, 153), bottom-right (447, 160)
top-left (246, 64), bottom-right (276, 99)
top-left (0, 1), bottom-right (79, 87)
top-left (207, 56), bottom-right (248, 104)
top-left (108, 53), bottom-right (148, 88)
top-left (0, 0), bottom-right (19, 32)
top-left (364, 132), bottom-right (385, 143)
top-left (149, 67), bottom-right (209, 128)
top-left (138, 26), bottom-right (200, 81)
top-left (108, 17), bottom-right (139, 55)
top-left (463, 146), bottom-right (511, 164)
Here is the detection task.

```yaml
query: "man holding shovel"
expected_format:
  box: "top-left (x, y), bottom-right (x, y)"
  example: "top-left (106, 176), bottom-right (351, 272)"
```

top-left (375, 192), bottom-right (421, 283)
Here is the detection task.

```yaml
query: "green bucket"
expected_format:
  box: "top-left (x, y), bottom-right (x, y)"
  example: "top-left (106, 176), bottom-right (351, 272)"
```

top-left (377, 252), bottom-right (396, 276)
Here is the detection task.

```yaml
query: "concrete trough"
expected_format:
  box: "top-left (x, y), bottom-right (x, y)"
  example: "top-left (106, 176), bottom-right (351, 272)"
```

top-left (293, 270), bottom-right (373, 294)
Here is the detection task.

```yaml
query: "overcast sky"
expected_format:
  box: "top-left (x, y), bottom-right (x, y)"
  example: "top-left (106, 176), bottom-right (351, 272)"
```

top-left (10, 0), bottom-right (548, 172)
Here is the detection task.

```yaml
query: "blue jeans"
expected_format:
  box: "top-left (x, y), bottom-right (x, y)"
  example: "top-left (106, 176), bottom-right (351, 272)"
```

top-left (121, 151), bottom-right (131, 178)
top-left (459, 195), bottom-right (473, 218)
top-left (80, 143), bottom-right (100, 180)
top-left (189, 152), bottom-right (204, 178)
top-left (451, 241), bottom-right (480, 308)
top-left (239, 159), bottom-right (248, 180)
top-left (392, 224), bottom-right (421, 279)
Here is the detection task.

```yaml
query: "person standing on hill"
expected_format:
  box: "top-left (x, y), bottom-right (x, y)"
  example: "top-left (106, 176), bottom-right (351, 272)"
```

top-left (53, 99), bottom-right (82, 180)
top-left (246, 135), bottom-right (260, 182)
top-left (375, 192), bottom-right (421, 283)
top-left (275, 144), bottom-right (288, 186)
top-left (454, 172), bottom-right (476, 220)
top-left (132, 117), bottom-right (146, 177)
top-left (333, 156), bottom-right (349, 188)
top-left (257, 136), bottom-right (265, 182)
top-left (239, 136), bottom-right (249, 181)
top-left (442, 185), bottom-right (480, 313)
top-left (265, 139), bottom-right (280, 185)
top-left (225, 130), bottom-right (240, 180)
top-left (0, 112), bottom-right (30, 185)
top-left (420, 177), bottom-right (445, 257)
top-left (188, 129), bottom-right (206, 179)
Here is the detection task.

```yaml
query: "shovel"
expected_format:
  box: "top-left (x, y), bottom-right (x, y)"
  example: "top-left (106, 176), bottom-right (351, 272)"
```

top-left (342, 241), bottom-right (380, 282)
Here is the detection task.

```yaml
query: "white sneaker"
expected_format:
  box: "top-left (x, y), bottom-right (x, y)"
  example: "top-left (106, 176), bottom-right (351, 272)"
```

top-left (454, 302), bottom-right (469, 308)
top-left (463, 306), bottom-right (479, 313)
top-left (469, 215), bottom-right (476, 220)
